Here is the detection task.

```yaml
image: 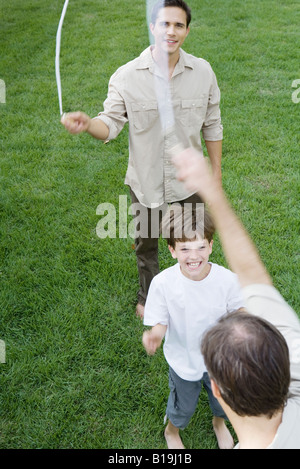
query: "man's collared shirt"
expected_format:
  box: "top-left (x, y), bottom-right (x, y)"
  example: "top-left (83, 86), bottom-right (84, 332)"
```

top-left (95, 47), bottom-right (223, 208)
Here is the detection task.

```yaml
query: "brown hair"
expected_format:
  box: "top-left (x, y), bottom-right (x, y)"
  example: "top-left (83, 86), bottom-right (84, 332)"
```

top-left (151, 0), bottom-right (192, 27)
top-left (201, 311), bottom-right (290, 418)
top-left (162, 203), bottom-right (215, 248)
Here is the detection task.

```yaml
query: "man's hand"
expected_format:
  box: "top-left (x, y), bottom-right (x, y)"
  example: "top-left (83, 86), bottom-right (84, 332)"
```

top-left (61, 111), bottom-right (109, 140)
top-left (61, 111), bottom-right (91, 134)
top-left (173, 148), bottom-right (220, 203)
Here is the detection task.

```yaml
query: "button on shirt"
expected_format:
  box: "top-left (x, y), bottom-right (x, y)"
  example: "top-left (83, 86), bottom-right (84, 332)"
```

top-left (95, 47), bottom-right (223, 208)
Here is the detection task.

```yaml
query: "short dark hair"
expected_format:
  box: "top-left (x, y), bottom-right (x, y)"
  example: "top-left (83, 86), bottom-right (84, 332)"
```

top-left (151, 0), bottom-right (192, 27)
top-left (162, 204), bottom-right (215, 248)
top-left (201, 311), bottom-right (291, 418)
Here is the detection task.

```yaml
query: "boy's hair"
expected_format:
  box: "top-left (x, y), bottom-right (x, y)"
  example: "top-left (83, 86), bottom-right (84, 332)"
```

top-left (151, 0), bottom-right (192, 27)
top-left (201, 311), bottom-right (291, 419)
top-left (162, 204), bottom-right (215, 248)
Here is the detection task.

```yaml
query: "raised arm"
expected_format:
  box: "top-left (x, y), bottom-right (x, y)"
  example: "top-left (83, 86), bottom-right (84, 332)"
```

top-left (173, 149), bottom-right (272, 288)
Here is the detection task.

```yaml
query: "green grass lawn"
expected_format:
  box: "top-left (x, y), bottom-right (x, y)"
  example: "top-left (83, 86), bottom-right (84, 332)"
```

top-left (0, 0), bottom-right (299, 449)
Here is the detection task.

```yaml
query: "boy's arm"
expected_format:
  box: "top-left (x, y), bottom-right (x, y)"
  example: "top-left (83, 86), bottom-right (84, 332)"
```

top-left (142, 324), bottom-right (167, 356)
top-left (61, 111), bottom-right (109, 140)
top-left (173, 149), bottom-right (272, 288)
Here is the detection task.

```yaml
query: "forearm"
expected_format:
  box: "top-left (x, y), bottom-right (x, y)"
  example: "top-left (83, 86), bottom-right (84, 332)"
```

top-left (206, 187), bottom-right (272, 287)
top-left (205, 140), bottom-right (222, 182)
top-left (87, 117), bottom-right (109, 140)
top-left (152, 323), bottom-right (167, 338)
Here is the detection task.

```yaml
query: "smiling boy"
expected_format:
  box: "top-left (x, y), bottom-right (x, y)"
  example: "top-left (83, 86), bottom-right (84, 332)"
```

top-left (169, 235), bottom-right (213, 281)
top-left (143, 205), bottom-right (244, 449)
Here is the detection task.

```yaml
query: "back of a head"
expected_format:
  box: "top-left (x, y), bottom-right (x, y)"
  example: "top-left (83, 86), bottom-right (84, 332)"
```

top-left (201, 311), bottom-right (290, 418)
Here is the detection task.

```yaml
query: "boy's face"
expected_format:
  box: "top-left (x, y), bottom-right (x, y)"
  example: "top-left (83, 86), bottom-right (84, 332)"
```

top-left (150, 7), bottom-right (190, 57)
top-left (169, 237), bottom-right (213, 281)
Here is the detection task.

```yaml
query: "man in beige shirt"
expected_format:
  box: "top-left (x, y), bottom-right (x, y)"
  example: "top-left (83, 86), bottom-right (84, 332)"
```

top-left (61, 0), bottom-right (223, 318)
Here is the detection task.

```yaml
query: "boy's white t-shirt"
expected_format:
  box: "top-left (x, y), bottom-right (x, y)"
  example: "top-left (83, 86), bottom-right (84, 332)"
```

top-left (144, 262), bottom-right (244, 381)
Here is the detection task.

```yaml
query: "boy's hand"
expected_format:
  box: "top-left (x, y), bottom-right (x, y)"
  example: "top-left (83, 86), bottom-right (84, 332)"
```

top-left (142, 324), bottom-right (167, 355)
top-left (61, 111), bottom-right (91, 134)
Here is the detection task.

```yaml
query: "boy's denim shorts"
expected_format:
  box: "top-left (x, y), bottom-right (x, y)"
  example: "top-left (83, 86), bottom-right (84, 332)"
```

top-left (166, 366), bottom-right (227, 429)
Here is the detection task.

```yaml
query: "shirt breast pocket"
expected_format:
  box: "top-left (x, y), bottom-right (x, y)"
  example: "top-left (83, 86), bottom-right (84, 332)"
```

top-left (131, 101), bottom-right (158, 132)
top-left (179, 98), bottom-right (206, 127)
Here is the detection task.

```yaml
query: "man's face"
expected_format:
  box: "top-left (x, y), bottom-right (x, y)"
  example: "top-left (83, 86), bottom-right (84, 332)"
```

top-left (150, 7), bottom-right (190, 57)
top-left (169, 237), bottom-right (213, 281)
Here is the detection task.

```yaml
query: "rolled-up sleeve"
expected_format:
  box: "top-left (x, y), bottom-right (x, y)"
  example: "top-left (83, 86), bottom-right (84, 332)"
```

top-left (94, 72), bottom-right (128, 141)
top-left (242, 284), bottom-right (300, 398)
top-left (201, 68), bottom-right (223, 141)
